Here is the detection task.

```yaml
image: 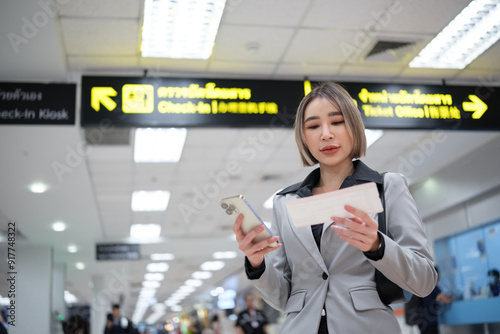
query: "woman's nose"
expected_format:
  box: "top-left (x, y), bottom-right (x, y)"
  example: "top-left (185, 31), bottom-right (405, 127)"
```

top-left (320, 124), bottom-right (333, 140)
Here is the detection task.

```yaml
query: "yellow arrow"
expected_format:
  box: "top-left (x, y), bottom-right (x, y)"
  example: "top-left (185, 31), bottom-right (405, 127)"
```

top-left (304, 80), bottom-right (312, 95)
top-left (462, 95), bottom-right (488, 119)
top-left (91, 87), bottom-right (117, 111)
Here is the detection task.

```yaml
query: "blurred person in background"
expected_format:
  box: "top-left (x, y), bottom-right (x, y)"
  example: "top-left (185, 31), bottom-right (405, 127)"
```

top-left (0, 310), bottom-right (8, 334)
top-left (405, 266), bottom-right (453, 334)
top-left (62, 314), bottom-right (89, 334)
top-left (186, 311), bottom-right (203, 334)
top-left (104, 304), bottom-right (138, 334)
top-left (235, 294), bottom-right (268, 334)
top-left (488, 269), bottom-right (500, 297)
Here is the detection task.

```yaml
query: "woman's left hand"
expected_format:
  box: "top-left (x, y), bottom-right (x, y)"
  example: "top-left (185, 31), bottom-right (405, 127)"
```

top-left (331, 205), bottom-right (380, 252)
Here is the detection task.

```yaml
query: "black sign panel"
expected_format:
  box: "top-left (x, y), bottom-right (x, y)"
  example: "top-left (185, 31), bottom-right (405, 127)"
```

top-left (81, 76), bottom-right (304, 128)
top-left (96, 243), bottom-right (141, 261)
top-left (0, 82), bottom-right (76, 125)
top-left (340, 82), bottom-right (500, 130)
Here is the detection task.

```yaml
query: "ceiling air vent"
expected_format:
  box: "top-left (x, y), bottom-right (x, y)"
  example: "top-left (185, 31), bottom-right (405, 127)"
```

top-left (84, 127), bottom-right (131, 145)
top-left (365, 40), bottom-right (415, 62)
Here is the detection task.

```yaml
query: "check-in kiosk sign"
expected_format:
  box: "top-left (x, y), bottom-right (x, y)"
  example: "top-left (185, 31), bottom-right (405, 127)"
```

top-left (0, 82), bottom-right (76, 125)
top-left (81, 76), bottom-right (304, 128)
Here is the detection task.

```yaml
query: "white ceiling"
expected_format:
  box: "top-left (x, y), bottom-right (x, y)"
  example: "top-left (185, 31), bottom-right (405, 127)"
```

top-left (1, 0), bottom-right (500, 323)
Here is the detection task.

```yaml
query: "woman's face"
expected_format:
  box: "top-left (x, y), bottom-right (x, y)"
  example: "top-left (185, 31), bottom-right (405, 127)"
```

top-left (303, 97), bottom-right (353, 169)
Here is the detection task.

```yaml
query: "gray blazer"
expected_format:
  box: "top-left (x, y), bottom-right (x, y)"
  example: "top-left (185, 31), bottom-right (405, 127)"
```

top-left (250, 162), bottom-right (438, 333)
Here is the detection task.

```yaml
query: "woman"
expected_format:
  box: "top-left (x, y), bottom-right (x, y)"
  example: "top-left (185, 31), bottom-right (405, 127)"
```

top-left (233, 82), bottom-right (438, 333)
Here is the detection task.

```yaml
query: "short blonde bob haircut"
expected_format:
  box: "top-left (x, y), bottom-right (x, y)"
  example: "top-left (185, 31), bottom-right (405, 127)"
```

top-left (294, 82), bottom-right (367, 166)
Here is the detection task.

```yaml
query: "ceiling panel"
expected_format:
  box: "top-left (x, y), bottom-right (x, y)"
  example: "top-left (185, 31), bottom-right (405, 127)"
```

top-left (60, 18), bottom-right (140, 56)
top-left (221, 0), bottom-right (312, 26)
top-left (275, 62), bottom-right (342, 78)
top-left (213, 25), bottom-right (296, 62)
top-left (208, 60), bottom-right (279, 78)
top-left (283, 29), bottom-right (361, 63)
top-left (68, 55), bottom-right (140, 70)
top-left (302, 0), bottom-right (395, 29)
top-left (373, 0), bottom-right (471, 34)
top-left (57, 0), bottom-right (141, 18)
top-left (139, 58), bottom-right (210, 73)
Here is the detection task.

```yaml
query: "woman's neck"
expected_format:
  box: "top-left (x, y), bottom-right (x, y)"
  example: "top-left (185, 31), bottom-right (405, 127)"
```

top-left (314, 160), bottom-right (355, 193)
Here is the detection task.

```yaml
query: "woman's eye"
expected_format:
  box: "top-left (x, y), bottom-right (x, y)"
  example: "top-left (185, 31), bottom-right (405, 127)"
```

top-left (332, 121), bottom-right (344, 126)
top-left (307, 125), bottom-right (319, 129)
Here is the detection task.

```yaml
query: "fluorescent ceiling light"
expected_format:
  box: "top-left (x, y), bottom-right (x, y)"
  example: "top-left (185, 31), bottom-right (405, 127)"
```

top-left (178, 286), bottom-right (196, 293)
top-left (165, 300), bottom-right (180, 306)
top-left (170, 293), bottom-right (187, 300)
top-left (171, 287), bottom-right (195, 299)
top-left (134, 128), bottom-right (187, 163)
top-left (184, 279), bottom-right (203, 287)
top-left (210, 287), bottom-right (225, 297)
top-left (192, 271), bottom-right (213, 280)
top-left (152, 304), bottom-right (166, 312)
top-left (142, 0), bottom-right (227, 59)
top-left (136, 300), bottom-right (151, 308)
top-left (75, 262), bottom-right (85, 270)
top-left (140, 289), bottom-right (157, 298)
top-left (139, 289), bottom-right (156, 301)
top-left (200, 260), bottom-right (225, 271)
top-left (150, 253), bottom-right (175, 261)
top-left (130, 224), bottom-right (162, 239)
top-left (409, 0), bottom-right (500, 69)
top-left (143, 281), bottom-right (161, 288)
top-left (212, 251), bottom-right (237, 259)
top-left (145, 273), bottom-right (165, 281)
top-left (170, 305), bottom-right (182, 312)
top-left (146, 262), bottom-right (170, 272)
top-left (131, 191), bottom-right (170, 212)
top-left (146, 311), bottom-right (166, 325)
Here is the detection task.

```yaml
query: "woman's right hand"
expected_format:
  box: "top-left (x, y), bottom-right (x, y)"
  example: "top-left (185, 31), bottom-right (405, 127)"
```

top-left (233, 214), bottom-right (281, 268)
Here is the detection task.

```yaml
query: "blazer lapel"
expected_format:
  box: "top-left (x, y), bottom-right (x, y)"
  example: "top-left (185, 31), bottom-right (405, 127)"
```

top-left (285, 193), bottom-right (328, 273)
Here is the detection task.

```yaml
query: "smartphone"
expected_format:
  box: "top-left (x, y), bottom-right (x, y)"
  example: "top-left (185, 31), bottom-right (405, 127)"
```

top-left (220, 195), bottom-right (278, 247)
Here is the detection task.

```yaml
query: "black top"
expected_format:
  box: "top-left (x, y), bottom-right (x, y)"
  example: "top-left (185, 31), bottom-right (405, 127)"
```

top-left (236, 309), bottom-right (268, 334)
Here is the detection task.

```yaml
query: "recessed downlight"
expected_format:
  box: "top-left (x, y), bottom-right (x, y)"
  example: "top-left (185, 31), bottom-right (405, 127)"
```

top-left (29, 182), bottom-right (49, 193)
top-left (52, 221), bottom-right (67, 232)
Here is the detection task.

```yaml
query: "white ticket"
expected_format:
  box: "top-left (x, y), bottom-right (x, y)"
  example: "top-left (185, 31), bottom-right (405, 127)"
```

top-left (285, 182), bottom-right (383, 228)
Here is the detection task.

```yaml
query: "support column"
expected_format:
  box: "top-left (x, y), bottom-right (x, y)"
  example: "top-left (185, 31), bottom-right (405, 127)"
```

top-left (13, 245), bottom-right (53, 334)
top-left (90, 275), bottom-right (108, 334)
top-left (52, 262), bottom-right (66, 334)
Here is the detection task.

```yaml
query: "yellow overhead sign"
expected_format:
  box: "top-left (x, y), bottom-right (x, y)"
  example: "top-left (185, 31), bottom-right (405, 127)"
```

top-left (90, 87), bottom-right (117, 112)
top-left (82, 76), bottom-right (303, 128)
top-left (122, 84), bottom-right (154, 113)
top-left (90, 82), bottom-right (279, 116)
top-left (83, 77), bottom-right (499, 130)
top-left (305, 81), bottom-right (497, 129)
top-left (462, 95), bottom-right (488, 119)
